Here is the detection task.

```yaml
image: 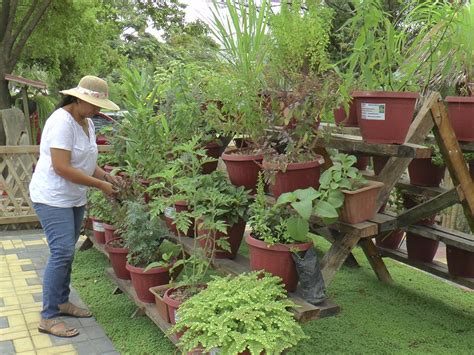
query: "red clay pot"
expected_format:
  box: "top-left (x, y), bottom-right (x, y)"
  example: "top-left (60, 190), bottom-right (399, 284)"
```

top-left (202, 142), bottom-right (222, 174)
top-left (105, 238), bottom-right (130, 280)
top-left (406, 233), bottom-right (439, 263)
top-left (91, 217), bottom-right (105, 244)
top-left (126, 262), bottom-right (171, 303)
top-left (334, 101), bottom-right (358, 127)
top-left (222, 149), bottom-right (263, 194)
top-left (197, 219), bottom-right (246, 259)
top-left (340, 181), bottom-right (384, 224)
top-left (372, 156), bottom-right (389, 175)
top-left (262, 156), bottom-right (325, 198)
top-left (445, 96), bottom-right (474, 142)
top-left (408, 158), bottom-right (445, 187)
top-left (163, 285), bottom-right (206, 325)
top-left (245, 234), bottom-right (312, 292)
top-left (376, 229), bottom-right (404, 249)
top-left (353, 91), bottom-right (419, 144)
top-left (164, 201), bottom-right (195, 237)
top-left (103, 223), bottom-right (120, 244)
top-left (446, 245), bottom-right (474, 278)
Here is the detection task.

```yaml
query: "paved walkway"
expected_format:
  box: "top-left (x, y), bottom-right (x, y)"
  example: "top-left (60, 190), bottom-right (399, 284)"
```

top-left (0, 230), bottom-right (118, 355)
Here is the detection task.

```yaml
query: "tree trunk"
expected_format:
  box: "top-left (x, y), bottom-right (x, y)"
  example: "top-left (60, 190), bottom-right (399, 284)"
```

top-left (0, 59), bottom-right (11, 145)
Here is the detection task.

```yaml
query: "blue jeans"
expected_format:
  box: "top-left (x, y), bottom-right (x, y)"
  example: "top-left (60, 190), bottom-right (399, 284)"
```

top-left (33, 203), bottom-right (85, 319)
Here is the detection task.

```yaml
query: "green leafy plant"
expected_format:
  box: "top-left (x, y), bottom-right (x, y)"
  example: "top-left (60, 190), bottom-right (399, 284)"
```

top-left (319, 153), bottom-right (368, 193)
top-left (169, 272), bottom-right (307, 354)
top-left (87, 190), bottom-right (112, 223)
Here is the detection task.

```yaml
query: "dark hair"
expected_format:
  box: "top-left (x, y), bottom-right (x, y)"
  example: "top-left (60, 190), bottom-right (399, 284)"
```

top-left (56, 95), bottom-right (78, 109)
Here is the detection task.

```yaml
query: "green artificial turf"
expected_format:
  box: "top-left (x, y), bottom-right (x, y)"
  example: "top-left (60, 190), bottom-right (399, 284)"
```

top-left (72, 237), bottom-right (474, 354)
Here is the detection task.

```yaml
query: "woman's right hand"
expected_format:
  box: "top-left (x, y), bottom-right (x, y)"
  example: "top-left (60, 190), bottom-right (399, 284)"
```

top-left (100, 181), bottom-right (118, 196)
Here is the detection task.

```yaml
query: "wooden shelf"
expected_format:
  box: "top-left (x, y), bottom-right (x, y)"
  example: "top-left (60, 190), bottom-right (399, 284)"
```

top-left (168, 234), bottom-right (340, 323)
top-left (425, 136), bottom-right (474, 153)
top-left (378, 247), bottom-right (474, 289)
top-left (105, 268), bottom-right (179, 345)
top-left (396, 179), bottom-right (449, 199)
top-left (314, 133), bottom-right (432, 158)
top-left (405, 224), bottom-right (474, 252)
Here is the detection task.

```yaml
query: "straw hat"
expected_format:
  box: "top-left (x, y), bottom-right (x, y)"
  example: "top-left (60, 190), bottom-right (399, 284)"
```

top-left (60, 75), bottom-right (119, 111)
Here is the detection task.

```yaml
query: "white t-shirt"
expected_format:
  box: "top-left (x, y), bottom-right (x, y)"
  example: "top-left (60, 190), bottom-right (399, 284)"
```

top-left (29, 108), bottom-right (98, 207)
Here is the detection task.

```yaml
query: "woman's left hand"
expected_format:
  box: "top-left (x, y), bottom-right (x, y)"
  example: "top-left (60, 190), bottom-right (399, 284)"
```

top-left (105, 173), bottom-right (124, 189)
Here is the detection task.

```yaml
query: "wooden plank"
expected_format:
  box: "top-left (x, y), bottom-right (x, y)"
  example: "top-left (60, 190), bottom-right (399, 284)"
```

top-left (375, 92), bottom-right (440, 211)
top-left (310, 216), bottom-right (379, 239)
top-left (406, 224), bottom-right (474, 251)
top-left (312, 226), bottom-right (360, 268)
top-left (320, 234), bottom-right (360, 286)
top-left (106, 268), bottom-right (179, 345)
top-left (5, 74), bottom-right (47, 89)
top-left (169, 235), bottom-right (340, 322)
top-left (319, 123), bottom-right (361, 136)
top-left (430, 100), bottom-right (474, 231)
top-left (0, 215), bottom-right (38, 224)
top-left (396, 179), bottom-right (449, 199)
top-left (314, 134), bottom-right (432, 158)
top-left (359, 238), bottom-right (393, 283)
top-left (379, 247), bottom-right (474, 289)
top-left (425, 136), bottom-right (474, 153)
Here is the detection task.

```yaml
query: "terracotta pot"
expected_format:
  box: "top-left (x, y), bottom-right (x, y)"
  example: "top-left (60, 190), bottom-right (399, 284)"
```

top-left (408, 158), bottom-right (445, 187)
top-left (149, 283), bottom-right (174, 323)
top-left (202, 142), bottom-right (222, 174)
top-left (445, 96), bottom-right (474, 142)
top-left (103, 223), bottom-right (119, 244)
top-left (163, 285), bottom-right (206, 325)
top-left (262, 156), bottom-right (325, 198)
top-left (353, 91), bottom-right (419, 144)
top-left (245, 234), bottom-right (312, 292)
top-left (446, 245), bottom-right (474, 278)
top-left (91, 217), bottom-right (105, 244)
top-left (126, 262), bottom-right (171, 303)
top-left (376, 229), bottom-right (404, 249)
top-left (406, 233), bottom-right (439, 263)
top-left (197, 219), bottom-right (246, 259)
top-left (372, 156), bottom-right (389, 175)
top-left (222, 149), bottom-right (263, 194)
top-left (164, 201), bottom-right (195, 237)
top-left (105, 238), bottom-right (130, 280)
top-left (340, 181), bottom-right (384, 224)
top-left (334, 100), bottom-right (358, 127)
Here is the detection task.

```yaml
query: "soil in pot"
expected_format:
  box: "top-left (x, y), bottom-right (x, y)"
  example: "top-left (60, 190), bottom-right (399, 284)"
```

top-left (197, 219), bottom-right (246, 259)
top-left (353, 91), bottom-right (419, 144)
top-left (446, 246), bottom-right (474, 278)
top-left (126, 262), bottom-right (172, 303)
top-left (103, 223), bottom-right (120, 244)
top-left (245, 234), bottom-right (312, 292)
top-left (406, 233), bottom-right (439, 263)
top-left (263, 156), bottom-right (325, 198)
top-left (408, 158), bottom-right (445, 187)
top-left (91, 217), bottom-right (105, 244)
top-left (334, 101), bottom-right (358, 127)
top-left (222, 148), bottom-right (263, 194)
top-left (163, 201), bottom-right (195, 237)
top-left (340, 181), bottom-right (385, 224)
top-left (445, 96), bottom-right (474, 142)
top-left (163, 285), bottom-right (206, 325)
top-left (376, 229), bottom-right (404, 250)
top-left (105, 238), bottom-right (130, 280)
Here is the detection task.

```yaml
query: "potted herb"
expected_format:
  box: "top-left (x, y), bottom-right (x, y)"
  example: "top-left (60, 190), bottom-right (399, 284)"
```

top-left (87, 189), bottom-right (109, 244)
top-left (169, 272), bottom-right (307, 354)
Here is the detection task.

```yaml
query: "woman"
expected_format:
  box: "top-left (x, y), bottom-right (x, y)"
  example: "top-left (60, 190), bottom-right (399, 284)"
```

top-left (29, 75), bottom-right (121, 338)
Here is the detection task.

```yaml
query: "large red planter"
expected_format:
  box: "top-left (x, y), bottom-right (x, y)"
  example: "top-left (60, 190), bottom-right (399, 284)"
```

top-left (126, 263), bottom-right (171, 303)
top-left (105, 238), bottom-right (130, 280)
top-left (406, 233), bottom-right (439, 263)
top-left (245, 234), bottom-right (312, 292)
top-left (202, 142), bottom-right (222, 174)
top-left (353, 91), bottom-right (419, 144)
top-left (446, 245), bottom-right (474, 278)
top-left (445, 96), bottom-right (474, 142)
top-left (91, 217), bottom-right (105, 244)
top-left (340, 181), bottom-right (384, 224)
top-left (408, 158), bottom-right (446, 187)
top-left (197, 219), bottom-right (246, 259)
top-left (262, 156), bottom-right (324, 198)
top-left (163, 285), bottom-right (206, 325)
top-left (222, 149), bottom-right (263, 194)
top-left (164, 201), bottom-right (195, 237)
top-left (334, 101), bottom-right (358, 127)
top-left (103, 223), bottom-right (120, 244)
top-left (376, 229), bottom-right (404, 249)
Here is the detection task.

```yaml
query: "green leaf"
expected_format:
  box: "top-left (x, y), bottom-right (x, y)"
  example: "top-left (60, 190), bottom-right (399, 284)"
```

top-left (291, 199), bottom-right (312, 220)
top-left (276, 192), bottom-right (297, 206)
top-left (314, 200), bottom-right (339, 219)
top-left (286, 217), bottom-right (309, 242)
top-left (327, 190), bottom-right (344, 209)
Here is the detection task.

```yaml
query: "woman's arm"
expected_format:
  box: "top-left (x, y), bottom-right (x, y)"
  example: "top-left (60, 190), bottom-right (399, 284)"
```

top-left (51, 148), bottom-right (117, 196)
top-left (93, 166), bottom-right (123, 187)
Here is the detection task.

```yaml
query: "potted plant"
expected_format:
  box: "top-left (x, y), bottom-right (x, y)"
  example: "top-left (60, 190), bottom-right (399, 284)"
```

top-left (247, 173), bottom-right (340, 292)
top-left (169, 272), bottom-right (307, 354)
top-left (408, 145), bottom-right (446, 187)
top-left (122, 200), bottom-right (182, 303)
top-left (376, 188), bottom-right (405, 250)
top-left (87, 189), bottom-right (109, 244)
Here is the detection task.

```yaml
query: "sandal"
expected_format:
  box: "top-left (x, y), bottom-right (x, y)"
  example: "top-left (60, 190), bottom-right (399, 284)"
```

top-left (59, 302), bottom-right (93, 318)
top-left (38, 318), bottom-right (79, 338)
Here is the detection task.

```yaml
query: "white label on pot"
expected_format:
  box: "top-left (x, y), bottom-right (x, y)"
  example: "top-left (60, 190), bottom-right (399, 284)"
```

top-left (92, 221), bottom-right (105, 232)
top-left (361, 103), bottom-right (385, 120)
top-left (174, 309), bottom-right (179, 322)
top-left (164, 207), bottom-right (175, 219)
